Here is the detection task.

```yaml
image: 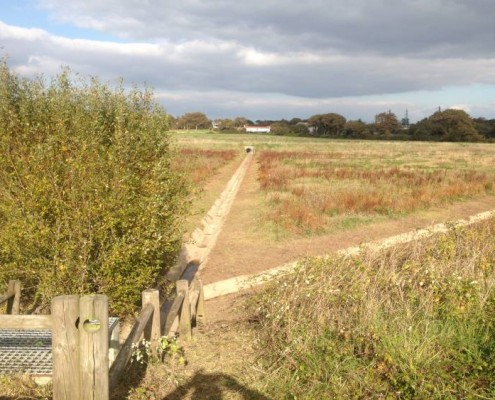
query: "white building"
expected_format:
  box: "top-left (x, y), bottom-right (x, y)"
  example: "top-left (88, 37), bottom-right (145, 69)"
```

top-left (244, 125), bottom-right (271, 133)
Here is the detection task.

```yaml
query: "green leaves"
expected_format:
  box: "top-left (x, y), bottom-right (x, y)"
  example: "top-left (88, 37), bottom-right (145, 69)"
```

top-left (0, 61), bottom-right (188, 314)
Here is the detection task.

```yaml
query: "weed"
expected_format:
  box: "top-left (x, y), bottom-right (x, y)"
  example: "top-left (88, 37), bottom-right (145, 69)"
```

top-left (252, 218), bottom-right (495, 398)
top-left (131, 335), bottom-right (186, 366)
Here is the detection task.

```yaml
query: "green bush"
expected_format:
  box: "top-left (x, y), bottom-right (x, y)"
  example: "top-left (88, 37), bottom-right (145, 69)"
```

top-left (0, 60), bottom-right (188, 314)
top-left (253, 219), bottom-right (495, 398)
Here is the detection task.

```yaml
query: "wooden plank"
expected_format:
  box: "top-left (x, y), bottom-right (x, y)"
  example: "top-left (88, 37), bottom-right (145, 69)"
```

top-left (108, 320), bottom-right (120, 367)
top-left (79, 295), bottom-right (109, 400)
top-left (192, 278), bottom-right (206, 323)
top-left (159, 298), bottom-right (173, 332)
top-left (11, 280), bottom-right (21, 314)
top-left (163, 293), bottom-right (184, 334)
top-left (142, 289), bottom-right (161, 351)
top-left (52, 295), bottom-right (80, 400)
top-left (109, 303), bottom-right (153, 391)
top-left (169, 315), bottom-right (179, 335)
top-left (189, 290), bottom-right (200, 322)
top-left (0, 314), bottom-right (52, 330)
top-left (177, 280), bottom-right (191, 339)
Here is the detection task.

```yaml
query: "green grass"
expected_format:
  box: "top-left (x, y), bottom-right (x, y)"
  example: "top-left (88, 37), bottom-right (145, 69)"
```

top-left (252, 218), bottom-right (495, 398)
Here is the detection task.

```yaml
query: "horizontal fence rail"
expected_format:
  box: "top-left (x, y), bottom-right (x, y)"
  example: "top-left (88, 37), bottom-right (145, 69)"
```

top-left (0, 314), bottom-right (52, 330)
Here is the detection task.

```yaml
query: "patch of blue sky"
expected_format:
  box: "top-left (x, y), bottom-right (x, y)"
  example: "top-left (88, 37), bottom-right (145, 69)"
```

top-left (0, 0), bottom-right (128, 42)
top-left (381, 84), bottom-right (495, 107)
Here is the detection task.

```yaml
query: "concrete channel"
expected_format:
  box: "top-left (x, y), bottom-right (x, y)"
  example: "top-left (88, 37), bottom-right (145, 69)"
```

top-left (167, 148), bottom-right (255, 282)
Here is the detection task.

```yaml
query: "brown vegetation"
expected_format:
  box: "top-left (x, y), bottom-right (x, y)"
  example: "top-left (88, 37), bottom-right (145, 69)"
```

top-left (258, 150), bottom-right (495, 235)
top-left (173, 148), bottom-right (237, 186)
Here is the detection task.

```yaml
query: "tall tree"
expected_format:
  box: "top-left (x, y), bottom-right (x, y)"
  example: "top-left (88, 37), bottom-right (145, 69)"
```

top-left (176, 112), bottom-right (211, 130)
top-left (428, 109), bottom-right (483, 141)
top-left (344, 120), bottom-right (369, 138)
top-left (374, 111), bottom-right (401, 136)
top-left (474, 118), bottom-right (495, 139)
top-left (308, 113), bottom-right (346, 137)
top-left (214, 118), bottom-right (235, 131)
top-left (233, 117), bottom-right (249, 128)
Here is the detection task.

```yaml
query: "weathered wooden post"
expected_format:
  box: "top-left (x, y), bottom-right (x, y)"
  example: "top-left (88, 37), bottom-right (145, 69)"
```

top-left (79, 295), bottom-right (109, 400)
top-left (6, 280), bottom-right (21, 315)
top-left (142, 289), bottom-right (161, 351)
top-left (190, 278), bottom-right (205, 324)
top-left (177, 280), bottom-right (191, 339)
top-left (52, 295), bottom-right (81, 400)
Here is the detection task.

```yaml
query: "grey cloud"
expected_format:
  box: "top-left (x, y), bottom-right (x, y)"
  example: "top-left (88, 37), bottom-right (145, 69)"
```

top-left (2, 21), bottom-right (495, 101)
top-left (38, 0), bottom-right (495, 57)
top-left (2, 0), bottom-right (495, 121)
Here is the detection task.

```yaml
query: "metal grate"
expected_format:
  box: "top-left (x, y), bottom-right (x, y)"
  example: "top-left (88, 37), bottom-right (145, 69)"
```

top-left (0, 317), bottom-right (119, 375)
top-left (0, 329), bottom-right (52, 375)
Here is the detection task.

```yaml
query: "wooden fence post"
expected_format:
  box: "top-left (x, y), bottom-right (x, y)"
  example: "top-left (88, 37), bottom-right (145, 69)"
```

top-left (6, 280), bottom-right (21, 315)
top-left (192, 278), bottom-right (205, 324)
top-left (142, 289), bottom-right (161, 351)
top-left (52, 295), bottom-right (81, 400)
top-left (177, 280), bottom-right (191, 339)
top-left (79, 295), bottom-right (109, 400)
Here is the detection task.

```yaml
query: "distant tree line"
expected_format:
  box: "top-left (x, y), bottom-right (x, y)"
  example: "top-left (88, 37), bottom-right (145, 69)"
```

top-left (170, 109), bottom-right (495, 142)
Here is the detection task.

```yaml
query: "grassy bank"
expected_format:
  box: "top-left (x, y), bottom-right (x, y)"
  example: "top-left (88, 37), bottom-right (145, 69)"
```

top-left (253, 217), bottom-right (495, 398)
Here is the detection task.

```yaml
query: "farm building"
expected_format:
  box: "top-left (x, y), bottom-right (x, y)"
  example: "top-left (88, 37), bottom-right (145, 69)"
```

top-left (244, 125), bottom-right (271, 133)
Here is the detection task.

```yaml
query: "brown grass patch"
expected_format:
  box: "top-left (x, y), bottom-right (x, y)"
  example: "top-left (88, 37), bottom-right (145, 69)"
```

top-left (258, 150), bottom-right (495, 235)
top-left (173, 148), bottom-right (237, 186)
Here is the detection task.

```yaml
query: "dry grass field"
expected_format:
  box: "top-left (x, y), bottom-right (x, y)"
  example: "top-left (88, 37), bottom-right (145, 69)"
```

top-left (172, 147), bottom-right (238, 186)
top-left (7, 133), bottom-right (494, 399)
top-left (259, 149), bottom-right (493, 235)
top-left (172, 132), bottom-right (495, 239)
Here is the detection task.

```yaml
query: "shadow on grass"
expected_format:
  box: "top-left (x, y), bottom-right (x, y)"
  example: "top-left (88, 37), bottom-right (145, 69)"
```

top-left (110, 362), bottom-right (148, 400)
top-left (163, 370), bottom-right (271, 400)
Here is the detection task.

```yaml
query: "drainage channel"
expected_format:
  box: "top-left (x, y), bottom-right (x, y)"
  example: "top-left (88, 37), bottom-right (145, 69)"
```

top-left (167, 148), bottom-right (255, 283)
top-left (202, 209), bottom-right (495, 300)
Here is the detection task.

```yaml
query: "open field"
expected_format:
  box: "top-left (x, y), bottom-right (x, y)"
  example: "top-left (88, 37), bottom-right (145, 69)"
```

top-left (4, 132), bottom-right (495, 399)
top-left (259, 149), bottom-right (493, 235)
top-left (142, 135), bottom-right (495, 399)
top-left (176, 133), bottom-right (495, 398)
top-left (172, 132), bottom-right (495, 239)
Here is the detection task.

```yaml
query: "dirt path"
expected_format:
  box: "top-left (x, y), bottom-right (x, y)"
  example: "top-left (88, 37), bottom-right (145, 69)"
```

top-left (199, 152), bottom-right (495, 288)
top-left (139, 151), bottom-right (495, 399)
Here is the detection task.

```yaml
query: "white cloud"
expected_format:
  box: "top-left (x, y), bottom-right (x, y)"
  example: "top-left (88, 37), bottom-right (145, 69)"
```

top-left (2, 0), bottom-right (495, 120)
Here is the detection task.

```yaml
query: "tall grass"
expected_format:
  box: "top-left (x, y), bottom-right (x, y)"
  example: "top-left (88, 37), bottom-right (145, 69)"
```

top-left (253, 218), bottom-right (495, 398)
top-left (258, 150), bottom-right (495, 235)
top-left (173, 148), bottom-right (237, 186)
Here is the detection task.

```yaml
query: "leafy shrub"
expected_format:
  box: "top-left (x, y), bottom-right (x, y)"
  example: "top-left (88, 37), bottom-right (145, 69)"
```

top-left (0, 60), bottom-right (188, 314)
top-left (253, 219), bottom-right (495, 398)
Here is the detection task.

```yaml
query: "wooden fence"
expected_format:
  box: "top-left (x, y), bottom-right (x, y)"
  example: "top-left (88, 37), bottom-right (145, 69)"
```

top-left (0, 280), bottom-right (21, 315)
top-left (0, 277), bottom-right (205, 399)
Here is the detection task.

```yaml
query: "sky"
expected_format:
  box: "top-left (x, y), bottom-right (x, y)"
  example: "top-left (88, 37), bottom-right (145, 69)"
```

top-left (1, 0), bottom-right (495, 122)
